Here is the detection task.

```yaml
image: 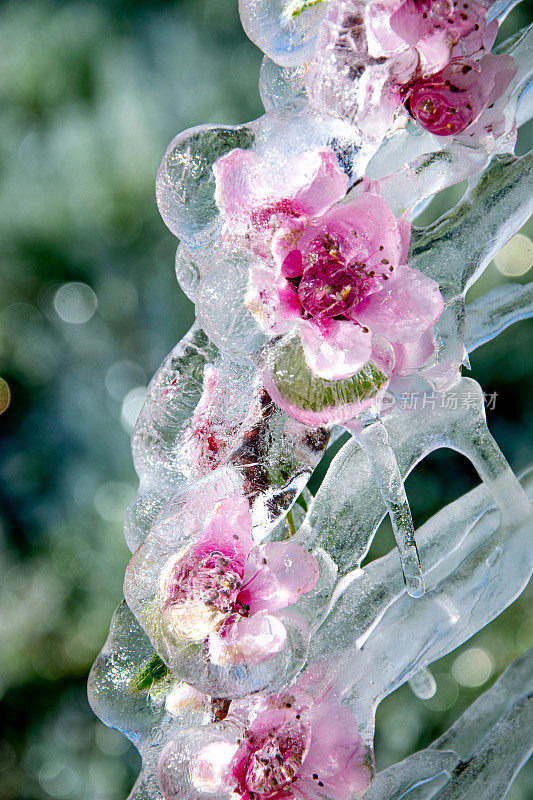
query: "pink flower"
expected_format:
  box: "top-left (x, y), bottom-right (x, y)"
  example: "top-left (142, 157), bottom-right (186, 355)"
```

top-left (213, 146), bottom-right (349, 257)
top-left (402, 52), bottom-right (517, 136)
top-left (160, 496), bottom-right (318, 666)
top-left (253, 189), bottom-right (443, 388)
top-left (365, 0), bottom-right (516, 136)
top-left (214, 146), bottom-right (444, 424)
top-left (369, 0), bottom-right (495, 76)
top-left (162, 677), bottom-right (372, 800)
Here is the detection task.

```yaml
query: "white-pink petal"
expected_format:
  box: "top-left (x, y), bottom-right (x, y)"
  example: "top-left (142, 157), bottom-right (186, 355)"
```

top-left (207, 613), bottom-right (287, 666)
top-left (292, 148), bottom-right (349, 217)
top-left (239, 541), bottom-right (319, 614)
top-left (353, 266), bottom-right (444, 343)
top-left (300, 319), bottom-right (373, 380)
top-left (391, 328), bottom-right (436, 377)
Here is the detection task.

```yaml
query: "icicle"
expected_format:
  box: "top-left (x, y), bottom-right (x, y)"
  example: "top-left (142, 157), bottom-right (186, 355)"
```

top-left (345, 418), bottom-right (425, 598)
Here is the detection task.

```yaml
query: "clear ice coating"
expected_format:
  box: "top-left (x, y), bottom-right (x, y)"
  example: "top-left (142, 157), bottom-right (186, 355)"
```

top-left (89, 1), bottom-right (533, 798)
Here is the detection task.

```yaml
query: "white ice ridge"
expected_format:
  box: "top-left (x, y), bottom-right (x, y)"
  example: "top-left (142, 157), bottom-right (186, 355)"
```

top-left (465, 282), bottom-right (533, 351)
top-left (364, 646), bottom-right (533, 800)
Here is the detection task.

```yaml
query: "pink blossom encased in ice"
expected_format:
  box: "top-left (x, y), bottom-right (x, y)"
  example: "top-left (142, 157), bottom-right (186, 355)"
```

top-left (158, 671), bottom-right (371, 800)
top-left (368, 0), bottom-right (496, 75)
top-left (258, 197), bottom-right (442, 383)
top-left (160, 496), bottom-right (318, 666)
top-left (402, 52), bottom-right (517, 136)
top-left (215, 147), bottom-right (443, 387)
top-left (213, 146), bottom-right (349, 254)
top-left (364, 0), bottom-right (514, 137)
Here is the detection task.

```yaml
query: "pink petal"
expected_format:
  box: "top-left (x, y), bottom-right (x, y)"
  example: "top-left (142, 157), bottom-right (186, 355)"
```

top-left (213, 147), bottom-right (347, 224)
top-left (272, 219), bottom-right (306, 267)
top-left (190, 495), bottom-right (255, 563)
top-left (296, 704), bottom-right (371, 800)
top-left (319, 193), bottom-right (404, 273)
top-left (207, 613), bottom-right (287, 666)
top-left (416, 35), bottom-right (454, 76)
top-left (191, 742), bottom-right (239, 793)
top-left (353, 266), bottom-right (444, 344)
top-left (305, 703), bottom-right (363, 778)
top-left (299, 319), bottom-right (373, 381)
top-left (389, 0), bottom-right (425, 46)
top-left (367, 0), bottom-right (411, 55)
top-left (276, 280), bottom-right (302, 322)
top-left (213, 147), bottom-right (258, 220)
top-left (292, 148), bottom-right (349, 217)
top-left (478, 53), bottom-right (517, 111)
top-left (391, 329), bottom-right (436, 377)
top-left (281, 248), bottom-right (304, 278)
top-left (238, 542), bottom-right (319, 614)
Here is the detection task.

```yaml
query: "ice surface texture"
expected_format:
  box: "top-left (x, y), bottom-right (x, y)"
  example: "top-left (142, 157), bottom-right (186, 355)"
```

top-left (89, 1), bottom-right (533, 799)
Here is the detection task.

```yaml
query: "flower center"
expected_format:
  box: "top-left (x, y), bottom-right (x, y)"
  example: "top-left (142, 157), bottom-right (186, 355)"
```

top-left (406, 75), bottom-right (476, 135)
top-left (169, 551), bottom-right (243, 615)
top-left (245, 727), bottom-right (307, 797)
top-left (297, 257), bottom-right (361, 320)
top-left (251, 199), bottom-right (301, 231)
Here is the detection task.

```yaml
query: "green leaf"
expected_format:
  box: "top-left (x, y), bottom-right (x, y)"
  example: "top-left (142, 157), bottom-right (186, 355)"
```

top-left (287, 0), bottom-right (326, 18)
top-left (270, 334), bottom-right (387, 414)
top-left (130, 654), bottom-right (171, 693)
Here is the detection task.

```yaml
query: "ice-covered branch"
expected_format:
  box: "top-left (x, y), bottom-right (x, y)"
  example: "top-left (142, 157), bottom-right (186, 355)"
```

top-left (411, 151), bottom-right (533, 296)
top-left (364, 646), bottom-right (533, 800)
top-left (90, 1), bottom-right (533, 797)
top-left (465, 281), bottom-right (533, 351)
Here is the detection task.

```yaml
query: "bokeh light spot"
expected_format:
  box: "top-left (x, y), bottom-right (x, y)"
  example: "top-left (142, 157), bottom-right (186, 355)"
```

top-left (409, 667), bottom-right (437, 700)
top-left (54, 282), bottom-right (97, 324)
top-left (121, 386), bottom-right (146, 432)
top-left (494, 233), bottom-right (533, 276)
top-left (422, 673), bottom-right (458, 711)
top-left (39, 760), bottom-right (81, 798)
top-left (95, 723), bottom-right (130, 756)
top-left (94, 481), bottom-right (134, 523)
top-left (0, 377), bottom-right (11, 414)
top-left (106, 360), bottom-right (146, 401)
top-left (452, 647), bottom-right (493, 688)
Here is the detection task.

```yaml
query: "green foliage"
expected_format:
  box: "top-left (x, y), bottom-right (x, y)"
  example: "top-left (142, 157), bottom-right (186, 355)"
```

top-left (130, 654), bottom-right (171, 693)
top-left (271, 334), bottom-right (387, 412)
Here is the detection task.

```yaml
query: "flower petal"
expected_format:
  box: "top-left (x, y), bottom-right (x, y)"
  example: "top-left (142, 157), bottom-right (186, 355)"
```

top-left (238, 541), bottom-right (319, 614)
top-left (353, 266), bottom-right (444, 343)
top-left (207, 613), bottom-right (287, 666)
top-left (300, 320), bottom-right (373, 381)
top-left (213, 147), bottom-right (347, 223)
top-left (292, 148), bottom-right (349, 217)
top-left (298, 703), bottom-right (371, 799)
top-left (318, 192), bottom-right (404, 273)
top-left (191, 742), bottom-right (239, 793)
top-left (190, 495), bottom-right (255, 562)
top-left (213, 147), bottom-right (258, 223)
top-left (391, 328), bottom-right (436, 377)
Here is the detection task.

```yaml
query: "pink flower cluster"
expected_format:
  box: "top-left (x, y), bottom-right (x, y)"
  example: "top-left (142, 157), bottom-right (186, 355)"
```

top-left (159, 669), bottom-right (371, 800)
top-left (368, 0), bottom-right (516, 135)
top-left (214, 146), bottom-right (444, 421)
top-left (160, 495), bottom-right (318, 666)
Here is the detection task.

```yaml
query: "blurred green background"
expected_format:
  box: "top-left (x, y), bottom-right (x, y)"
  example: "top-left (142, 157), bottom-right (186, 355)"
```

top-left (0, 1), bottom-right (531, 798)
